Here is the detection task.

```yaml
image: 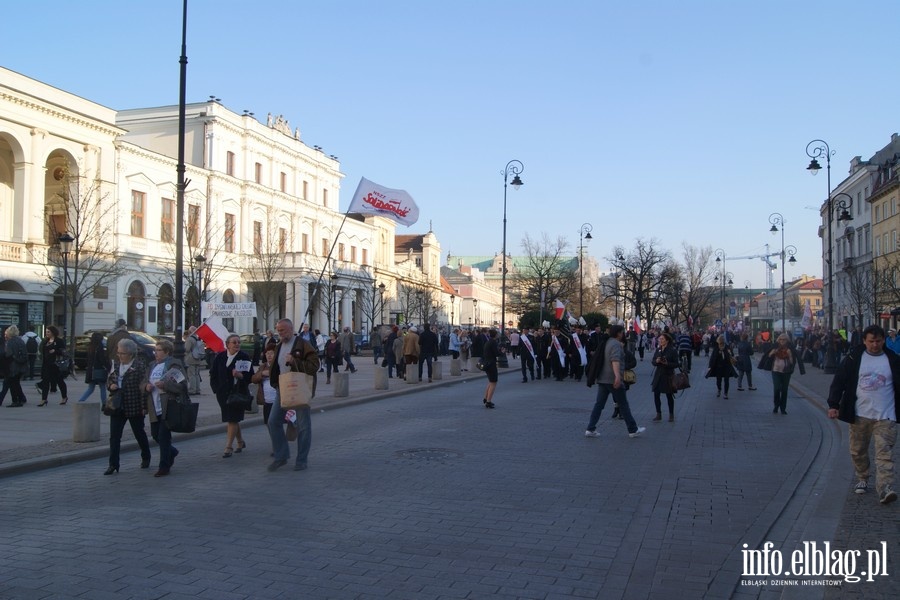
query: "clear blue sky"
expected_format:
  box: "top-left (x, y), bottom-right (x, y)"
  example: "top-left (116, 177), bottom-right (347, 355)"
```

top-left (4, 0), bottom-right (897, 292)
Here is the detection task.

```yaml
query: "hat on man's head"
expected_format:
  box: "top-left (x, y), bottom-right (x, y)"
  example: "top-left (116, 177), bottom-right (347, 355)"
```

top-left (116, 318), bottom-right (126, 327)
top-left (343, 326), bottom-right (350, 331)
top-left (409, 326), bottom-right (418, 333)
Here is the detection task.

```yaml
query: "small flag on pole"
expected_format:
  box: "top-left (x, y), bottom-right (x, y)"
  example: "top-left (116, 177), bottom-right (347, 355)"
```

top-left (195, 316), bottom-right (229, 353)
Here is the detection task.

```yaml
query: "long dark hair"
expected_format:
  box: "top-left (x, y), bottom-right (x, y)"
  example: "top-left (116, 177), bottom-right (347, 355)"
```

top-left (46, 325), bottom-right (60, 339)
top-left (88, 331), bottom-right (104, 353)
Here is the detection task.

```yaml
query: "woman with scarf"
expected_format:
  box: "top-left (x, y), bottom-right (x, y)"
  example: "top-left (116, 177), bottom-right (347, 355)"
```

top-left (707, 335), bottom-right (736, 399)
top-left (651, 332), bottom-right (679, 422)
top-left (766, 334), bottom-right (805, 414)
top-left (142, 339), bottom-right (187, 477)
top-left (209, 334), bottom-right (253, 458)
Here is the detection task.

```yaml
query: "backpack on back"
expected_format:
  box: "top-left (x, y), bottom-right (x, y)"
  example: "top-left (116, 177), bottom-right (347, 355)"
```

top-left (25, 335), bottom-right (38, 354)
top-left (190, 337), bottom-right (205, 360)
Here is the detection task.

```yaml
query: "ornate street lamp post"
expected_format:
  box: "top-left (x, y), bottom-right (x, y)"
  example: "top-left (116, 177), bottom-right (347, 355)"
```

top-left (194, 254), bottom-right (206, 323)
top-left (714, 249), bottom-right (732, 325)
top-left (59, 233), bottom-right (74, 347)
top-left (378, 282), bottom-right (386, 325)
top-left (473, 298), bottom-right (478, 327)
top-left (578, 223), bottom-right (593, 315)
top-left (450, 293), bottom-right (455, 327)
top-left (500, 160), bottom-right (524, 342)
top-left (768, 213), bottom-right (798, 334)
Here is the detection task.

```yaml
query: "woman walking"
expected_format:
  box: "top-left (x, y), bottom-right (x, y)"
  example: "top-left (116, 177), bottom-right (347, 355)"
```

top-left (209, 334), bottom-right (253, 458)
top-left (323, 331), bottom-right (342, 384)
top-left (735, 332), bottom-right (756, 391)
top-left (142, 340), bottom-right (187, 477)
top-left (707, 335), bottom-right (736, 399)
top-left (37, 325), bottom-right (68, 406)
top-left (78, 332), bottom-right (110, 403)
top-left (651, 332), bottom-right (679, 421)
top-left (251, 343), bottom-right (277, 426)
top-left (767, 334), bottom-right (805, 414)
top-left (481, 329), bottom-right (500, 408)
top-left (459, 330), bottom-right (470, 371)
top-left (2, 325), bottom-right (29, 407)
top-left (105, 338), bottom-right (151, 474)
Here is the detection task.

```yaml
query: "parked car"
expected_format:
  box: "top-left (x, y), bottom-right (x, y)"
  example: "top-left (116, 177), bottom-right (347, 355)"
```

top-left (73, 330), bottom-right (158, 369)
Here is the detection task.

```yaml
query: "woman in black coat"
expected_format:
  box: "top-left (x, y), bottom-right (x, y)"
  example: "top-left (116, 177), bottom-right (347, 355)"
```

top-left (323, 331), bottom-right (342, 384)
top-left (78, 332), bottom-right (111, 403)
top-left (707, 335), bottom-right (736, 399)
top-left (651, 332), bottom-right (679, 422)
top-left (38, 325), bottom-right (68, 406)
top-left (209, 334), bottom-right (253, 458)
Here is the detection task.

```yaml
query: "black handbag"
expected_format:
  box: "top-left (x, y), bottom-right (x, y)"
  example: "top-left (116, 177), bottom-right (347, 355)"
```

top-left (91, 368), bottom-right (108, 383)
top-left (55, 354), bottom-right (73, 375)
top-left (757, 354), bottom-right (774, 371)
top-left (165, 396), bottom-right (199, 433)
top-left (226, 389), bottom-right (253, 410)
top-left (103, 391), bottom-right (122, 416)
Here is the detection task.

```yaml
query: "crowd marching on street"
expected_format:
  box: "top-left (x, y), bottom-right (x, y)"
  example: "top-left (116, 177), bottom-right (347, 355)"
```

top-left (1, 312), bottom-right (896, 507)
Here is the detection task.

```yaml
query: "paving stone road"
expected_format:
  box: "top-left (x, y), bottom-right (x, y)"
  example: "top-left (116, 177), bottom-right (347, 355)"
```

top-left (0, 356), bottom-right (896, 599)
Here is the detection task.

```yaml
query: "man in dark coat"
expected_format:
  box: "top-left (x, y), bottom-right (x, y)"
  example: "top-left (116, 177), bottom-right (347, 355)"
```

top-left (828, 324), bottom-right (899, 504)
top-left (418, 324), bottom-right (440, 382)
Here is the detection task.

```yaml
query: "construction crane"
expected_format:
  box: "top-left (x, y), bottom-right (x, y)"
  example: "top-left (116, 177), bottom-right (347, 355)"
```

top-left (729, 244), bottom-right (780, 290)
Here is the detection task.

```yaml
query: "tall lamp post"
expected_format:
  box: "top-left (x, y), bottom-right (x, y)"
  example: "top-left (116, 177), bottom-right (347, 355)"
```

top-left (500, 160), bottom-right (524, 342)
top-left (173, 0), bottom-right (190, 360)
top-left (714, 249), bottom-right (731, 324)
top-left (473, 298), bottom-right (478, 327)
top-left (377, 282), bottom-right (386, 325)
top-left (450, 293), bottom-right (455, 327)
top-left (331, 274), bottom-right (339, 332)
top-left (578, 223), bottom-right (593, 315)
top-left (194, 254), bottom-right (206, 323)
top-left (768, 213), bottom-right (798, 333)
top-left (614, 272), bottom-right (620, 323)
top-left (806, 139), bottom-right (853, 373)
top-left (59, 233), bottom-right (74, 347)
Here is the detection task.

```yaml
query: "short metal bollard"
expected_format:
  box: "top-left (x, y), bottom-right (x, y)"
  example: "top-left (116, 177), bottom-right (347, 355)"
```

top-left (333, 372), bottom-right (349, 397)
top-left (431, 360), bottom-right (443, 380)
top-left (450, 358), bottom-right (461, 376)
top-left (73, 401), bottom-right (101, 442)
top-left (374, 367), bottom-right (389, 390)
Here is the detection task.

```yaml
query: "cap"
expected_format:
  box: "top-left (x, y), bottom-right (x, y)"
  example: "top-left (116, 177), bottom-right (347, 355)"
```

top-left (116, 318), bottom-right (126, 327)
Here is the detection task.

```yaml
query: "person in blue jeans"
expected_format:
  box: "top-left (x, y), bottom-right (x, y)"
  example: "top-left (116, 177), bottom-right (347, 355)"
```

top-left (584, 324), bottom-right (645, 439)
top-left (267, 319), bottom-right (320, 472)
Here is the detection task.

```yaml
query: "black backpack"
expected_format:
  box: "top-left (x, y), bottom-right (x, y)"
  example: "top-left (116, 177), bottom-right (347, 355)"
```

top-left (25, 336), bottom-right (38, 354)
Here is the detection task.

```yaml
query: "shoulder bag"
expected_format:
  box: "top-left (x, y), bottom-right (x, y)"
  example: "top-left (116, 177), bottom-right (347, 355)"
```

top-left (165, 395), bottom-right (199, 433)
top-left (278, 371), bottom-right (314, 408)
top-left (671, 369), bottom-right (691, 391)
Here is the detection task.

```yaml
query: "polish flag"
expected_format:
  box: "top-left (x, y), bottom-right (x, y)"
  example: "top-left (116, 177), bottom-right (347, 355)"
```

top-left (633, 315), bottom-right (643, 335)
top-left (555, 300), bottom-right (566, 320)
top-left (195, 316), bottom-right (229, 353)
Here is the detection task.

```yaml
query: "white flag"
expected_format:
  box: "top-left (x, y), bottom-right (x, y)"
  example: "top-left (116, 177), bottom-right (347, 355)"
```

top-left (347, 177), bottom-right (419, 227)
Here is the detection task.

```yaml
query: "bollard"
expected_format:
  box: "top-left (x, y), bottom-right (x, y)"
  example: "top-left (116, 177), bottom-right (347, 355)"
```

top-left (374, 367), bottom-right (389, 390)
top-left (333, 372), bottom-right (349, 397)
top-left (73, 401), bottom-right (101, 442)
top-left (406, 368), bottom-right (420, 384)
top-left (431, 360), bottom-right (443, 380)
top-left (450, 358), bottom-right (461, 376)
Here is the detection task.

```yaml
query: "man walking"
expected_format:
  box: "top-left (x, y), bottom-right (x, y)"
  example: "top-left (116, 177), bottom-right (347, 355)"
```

top-left (828, 324), bottom-right (898, 504)
top-left (183, 326), bottom-right (204, 395)
top-left (338, 326), bottom-right (356, 373)
top-left (584, 324), bottom-right (645, 439)
top-left (418, 324), bottom-right (439, 382)
top-left (519, 326), bottom-right (536, 382)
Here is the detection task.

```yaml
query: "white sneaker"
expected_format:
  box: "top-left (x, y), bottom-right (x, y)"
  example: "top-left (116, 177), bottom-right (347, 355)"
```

top-left (584, 430), bottom-right (601, 438)
top-left (854, 480), bottom-right (868, 495)
top-left (629, 426), bottom-right (646, 438)
top-left (880, 487), bottom-right (897, 504)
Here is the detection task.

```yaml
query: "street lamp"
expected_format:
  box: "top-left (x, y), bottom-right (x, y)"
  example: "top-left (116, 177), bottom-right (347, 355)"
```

top-left (806, 139), bottom-right (853, 373)
top-left (500, 160), bottom-right (524, 342)
top-left (58, 232), bottom-right (74, 347)
top-left (769, 213), bottom-right (798, 333)
top-left (614, 272), bottom-right (620, 323)
top-left (416, 289), bottom-right (424, 326)
top-left (472, 298), bottom-right (478, 327)
top-left (450, 293), bottom-right (455, 327)
top-left (194, 254), bottom-right (206, 323)
top-left (331, 274), bottom-right (339, 332)
top-left (578, 222), bottom-right (593, 315)
top-left (378, 282), bottom-right (386, 325)
top-left (714, 249), bottom-right (732, 325)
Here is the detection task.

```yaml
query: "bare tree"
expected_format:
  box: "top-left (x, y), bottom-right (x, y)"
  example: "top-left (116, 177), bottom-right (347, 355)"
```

top-left (245, 208), bottom-right (288, 331)
top-left (358, 280), bottom-right (389, 332)
top-left (510, 233), bottom-right (577, 316)
top-left (610, 238), bottom-right (672, 326)
top-left (679, 243), bottom-right (719, 326)
top-left (44, 168), bottom-right (128, 345)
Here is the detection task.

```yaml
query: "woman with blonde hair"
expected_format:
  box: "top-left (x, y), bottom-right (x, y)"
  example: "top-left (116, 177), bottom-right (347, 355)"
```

top-left (766, 334), bottom-right (805, 414)
top-left (707, 335), bottom-right (736, 399)
top-left (209, 334), bottom-right (253, 458)
top-left (2, 325), bottom-right (28, 407)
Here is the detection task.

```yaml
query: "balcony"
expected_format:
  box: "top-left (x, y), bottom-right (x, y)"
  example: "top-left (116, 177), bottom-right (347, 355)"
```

top-left (0, 241), bottom-right (49, 265)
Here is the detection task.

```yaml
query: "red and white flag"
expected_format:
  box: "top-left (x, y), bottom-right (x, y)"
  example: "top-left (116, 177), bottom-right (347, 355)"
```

top-left (347, 177), bottom-right (419, 227)
top-left (195, 316), bottom-right (229, 354)
top-left (633, 315), bottom-right (643, 335)
top-left (554, 300), bottom-right (566, 321)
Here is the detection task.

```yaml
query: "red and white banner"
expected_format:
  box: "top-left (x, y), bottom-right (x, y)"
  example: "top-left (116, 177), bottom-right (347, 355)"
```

top-left (195, 316), bottom-right (229, 354)
top-left (347, 177), bottom-right (419, 227)
top-left (554, 300), bottom-right (566, 321)
top-left (633, 315), bottom-right (643, 334)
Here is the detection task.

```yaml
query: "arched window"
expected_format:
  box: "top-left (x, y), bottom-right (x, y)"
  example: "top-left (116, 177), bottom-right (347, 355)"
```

top-left (127, 280), bottom-right (146, 332)
top-left (222, 289), bottom-right (235, 333)
top-left (157, 284), bottom-right (173, 334)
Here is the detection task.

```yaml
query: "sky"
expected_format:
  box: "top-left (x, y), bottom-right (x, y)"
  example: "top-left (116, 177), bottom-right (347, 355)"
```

top-left (3, 0), bottom-right (898, 293)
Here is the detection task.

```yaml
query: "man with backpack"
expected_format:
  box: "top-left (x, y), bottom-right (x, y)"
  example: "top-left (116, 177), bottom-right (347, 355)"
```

top-left (184, 326), bottom-right (205, 395)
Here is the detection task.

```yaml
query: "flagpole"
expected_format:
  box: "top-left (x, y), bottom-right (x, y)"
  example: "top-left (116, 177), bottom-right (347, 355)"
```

top-left (304, 210), bottom-right (352, 331)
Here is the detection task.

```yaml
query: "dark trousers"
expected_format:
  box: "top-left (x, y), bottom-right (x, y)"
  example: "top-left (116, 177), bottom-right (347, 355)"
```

top-left (679, 350), bottom-right (692, 372)
top-left (654, 391), bottom-right (675, 415)
top-left (27, 355), bottom-right (37, 378)
top-left (772, 372), bottom-right (792, 411)
top-left (1, 374), bottom-right (26, 405)
top-left (39, 374), bottom-right (67, 401)
top-left (539, 357), bottom-right (551, 380)
top-left (418, 353), bottom-right (434, 379)
top-left (150, 418), bottom-right (177, 470)
top-left (716, 375), bottom-right (730, 395)
top-left (108, 413), bottom-right (151, 469)
top-left (520, 354), bottom-right (534, 381)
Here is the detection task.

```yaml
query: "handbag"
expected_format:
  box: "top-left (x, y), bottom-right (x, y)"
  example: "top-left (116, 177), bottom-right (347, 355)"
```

top-left (278, 371), bottom-right (314, 408)
top-left (55, 354), bottom-right (73, 375)
top-left (91, 367), bottom-right (108, 384)
top-left (623, 369), bottom-right (636, 384)
top-left (226, 388), bottom-right (253, 410)
top-left (757, 354), bottom-right (774, 371)
top-left (103, 391), bottom-right (122, 416)
top-left (165, 396), bottom-right (199, 433)
top-left (476, 360), bottom-right (485, 371)
top-left (671, 370), bottom-right (691, 391)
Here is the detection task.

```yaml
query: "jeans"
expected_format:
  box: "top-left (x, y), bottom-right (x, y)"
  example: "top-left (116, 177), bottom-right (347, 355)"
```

top-left (186, 363), bottom-right (201, 394)
top-left (418, 353), bottom-right (434, 380)
top-left (586, 384), bottom-right (638, 434)
top-left (78, 383), bottom-right (108, 403)
top-left (343, 352), bottom-right (356, 371)
top-left (268, 393), bottom-right (311, 468)
top-left (772, 371), bottom-right (792, 411)
top-left (736, 369), bottom-right (753, 389)
top-left (108, 413), bottom-right (151, 469)
top-left (150, 418), bottom-right (177, 470)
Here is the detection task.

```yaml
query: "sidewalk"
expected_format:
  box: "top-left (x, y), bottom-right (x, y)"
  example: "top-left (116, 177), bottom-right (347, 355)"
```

top-left (0, 353), bottom-right (493, 478)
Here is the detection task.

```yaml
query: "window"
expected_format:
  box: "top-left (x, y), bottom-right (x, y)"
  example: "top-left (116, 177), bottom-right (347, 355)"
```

top-left (226, 151), bottom-right (235, 176)
top-left (93, 285), bottom-right (109, 299)
top-left (323, 188), bottom-right (328, 207)
top-left (302, 233), bottom-right (309, 253)
top-left (302, 180), bottom-right (308, 200)
top-left (338, 243), bottom-right (345, 261)
top-left (415, 257), bottom-right (422, 267)
top-left (161, 198), bottom-right (174, 243)
top-left (875, 205), bottom-right (880, 222)
top-left (894, 230), bottom-right (897, 253)
top-left (362, 248), bottom-right (368, 265)
top-left (865, 186), bottom-right (869, 198)
top-left (225, 213), bottom-right (235, 253)
top-left (187, 204), bottom-right (200, 247)
top-left (255, 162), bottom-right (263, 184)
top-left (815, 299), bottom-right (820, 307)
top-left (350, 246), bottom-right (357, 263)
top-left (280, 171), bottom-right (287, 193)
top-left (279, 227), bottom-right (288, 253)
top-left (131, 190), bottom-right (145, 237)
top-left (253, 220), bottom-right (263, 253)
top-left (322, 238), bottom-right (328, 256)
